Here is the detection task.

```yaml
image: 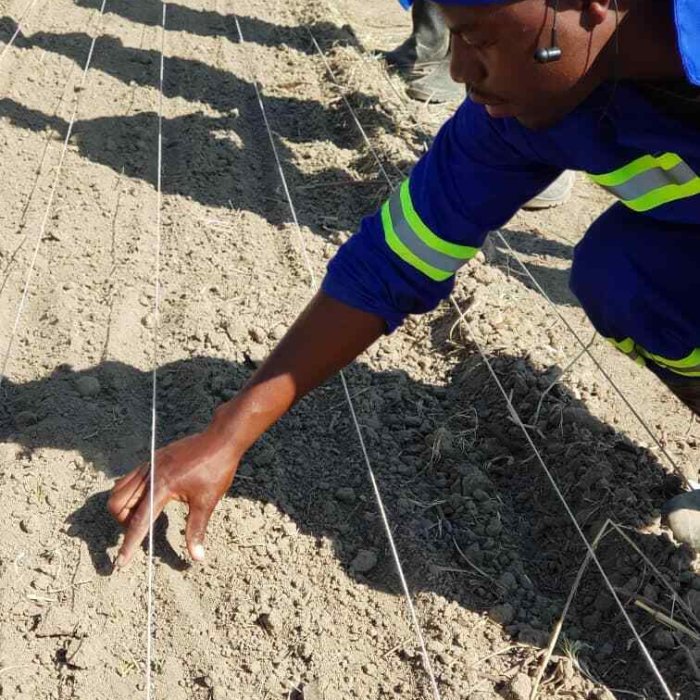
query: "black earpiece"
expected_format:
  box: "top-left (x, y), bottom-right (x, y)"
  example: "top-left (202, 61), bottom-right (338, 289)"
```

top-left (534, 0), bottom-right (562, 64)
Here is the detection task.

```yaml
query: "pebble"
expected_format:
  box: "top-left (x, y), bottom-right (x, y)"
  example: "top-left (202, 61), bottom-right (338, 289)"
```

top-left (518, 625), bottom-right (549, 648)
top-left (651, 629), bottom-right (675, 650)
top-left (269, 324), bottom-right (286, 341)
top-left (562, 407), bottom-right (604, 434)
top-left (351, 549), bottom-right (378, 574)
top-left (15, 411), bottom-right (38, 428)
top-left (662, 490), bottom-right (700, 549)
top-left (485, 517), bottom-right (502, 536)
top-left (255, 609), bottom-right (281, 635)
top-left (506, 673), bottom-right (532, 700)
top-left (489, 603), bottom-right (515, 625)
top-left (249, 327), bottom-right (265, 344)
top-left (499, 571), bottom-right (518, 590)
top-left (76, 376), bottom-right (101, 397)
top-left (334, 487), bottom-right (356, 504)
top-left (19, 517), bottom-right (36, 534)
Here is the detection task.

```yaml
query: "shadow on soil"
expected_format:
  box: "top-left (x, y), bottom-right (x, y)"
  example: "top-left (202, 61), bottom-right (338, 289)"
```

top-left (490, 229), bottom-right (579, 308)
top-left (1, 304), bottom-right (697, 697)
top-left (0, 5), bottom-right (398, 236)
top-left (71, 0), bottom-right (364, 54)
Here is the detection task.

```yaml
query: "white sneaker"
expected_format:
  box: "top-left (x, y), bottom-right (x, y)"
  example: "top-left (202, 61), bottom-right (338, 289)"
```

top-left (523, 171), bottom-right (575, 210)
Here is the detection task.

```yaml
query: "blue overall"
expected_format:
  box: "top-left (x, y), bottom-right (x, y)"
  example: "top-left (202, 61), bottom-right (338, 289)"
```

top-left (322, 2), bottom-right (700, 382)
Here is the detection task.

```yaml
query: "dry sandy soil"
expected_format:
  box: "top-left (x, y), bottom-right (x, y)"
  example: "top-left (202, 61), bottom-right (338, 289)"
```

top-left (1, 0), bottom-right (700, 698)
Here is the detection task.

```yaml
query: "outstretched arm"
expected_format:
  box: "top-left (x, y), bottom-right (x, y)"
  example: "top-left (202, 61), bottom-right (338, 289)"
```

top-left (108, 292), bottom-right (384, 568)
top-left (109, 99), bottom-right (558, 567)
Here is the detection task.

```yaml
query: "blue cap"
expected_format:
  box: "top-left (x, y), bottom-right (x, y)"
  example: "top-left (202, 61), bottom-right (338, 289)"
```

top-left (674, 0), bottom-right (700, 86)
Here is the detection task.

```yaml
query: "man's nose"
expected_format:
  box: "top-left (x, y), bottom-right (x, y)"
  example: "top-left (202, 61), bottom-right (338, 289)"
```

top-left (449, 36), bottom-right (486, 86)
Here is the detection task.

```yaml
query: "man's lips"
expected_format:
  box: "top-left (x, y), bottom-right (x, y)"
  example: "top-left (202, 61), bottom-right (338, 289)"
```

top-left (468, 89), bottom-right (506, 107)
top-left (468, 90), bottom-right (516, 118)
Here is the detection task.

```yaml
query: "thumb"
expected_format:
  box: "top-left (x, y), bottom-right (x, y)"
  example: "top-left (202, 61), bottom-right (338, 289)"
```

top-left (185, 498), bottom-right (216, 562)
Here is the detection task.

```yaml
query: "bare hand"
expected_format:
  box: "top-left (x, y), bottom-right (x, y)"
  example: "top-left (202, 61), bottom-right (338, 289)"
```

top-left (108, 426), bottom-right (239, 569)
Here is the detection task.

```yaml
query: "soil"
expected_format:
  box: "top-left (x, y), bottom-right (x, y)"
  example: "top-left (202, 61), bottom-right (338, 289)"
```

top-left (1, 0), bottom-right (700, 698)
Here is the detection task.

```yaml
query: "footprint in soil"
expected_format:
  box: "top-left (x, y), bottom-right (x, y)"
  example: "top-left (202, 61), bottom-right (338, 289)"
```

top-left (0, 305), bottom-right (698, 697)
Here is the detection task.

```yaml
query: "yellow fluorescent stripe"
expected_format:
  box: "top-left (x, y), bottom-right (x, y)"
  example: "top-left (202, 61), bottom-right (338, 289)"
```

top-left (590, 153), bottom-right (683, 188)
top-left (609, 337), bottom-right (700, 375)
top-left (623, 178), bottom-right (700, 213)
top-left (638, 347), bottom-right (700, 370)
top-left (381, 203), bottom-right (452, 282)
top-left (399, 180), bottom-right (477, 260)
top-left (608, 337), bottom-right (635, 353)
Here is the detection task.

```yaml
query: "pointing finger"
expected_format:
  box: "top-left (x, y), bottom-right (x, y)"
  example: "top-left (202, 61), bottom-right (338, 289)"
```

top-left (114, 485), bottom-right (169, 570)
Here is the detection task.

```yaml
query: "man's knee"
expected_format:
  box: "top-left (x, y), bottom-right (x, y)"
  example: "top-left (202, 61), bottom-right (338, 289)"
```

top-left (569, 206), bottom-right (632, 323)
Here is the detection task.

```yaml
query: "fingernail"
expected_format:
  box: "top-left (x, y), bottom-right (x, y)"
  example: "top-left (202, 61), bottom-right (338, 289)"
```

top-left (193, 544), bottom-right (205, 561)
top-left (115, 555), bottom-right (125, 569)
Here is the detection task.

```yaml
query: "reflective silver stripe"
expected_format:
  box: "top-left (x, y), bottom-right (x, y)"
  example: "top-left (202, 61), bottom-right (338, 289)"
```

top-left (388, 188), bottom-right (466, 274)
top-left (602, 161), bottom-right (697, 201)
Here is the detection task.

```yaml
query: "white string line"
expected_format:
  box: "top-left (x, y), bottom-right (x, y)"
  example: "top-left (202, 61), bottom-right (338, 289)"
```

top-left (306, 26), bottom-right (676, 696)
top-left (450, 298), bottom-right (673, 700)
top-left (145, 3), bottom-right (167, 698)
top-left (0, 0), bottom-right (109, 392)
top-left (232, 15), bottom-right (442, 700)
top-left (0, 0), bottom-right (41, 67)
top-left (304, 27), bottom-right (403, 187)
top-left (493, 230), bottom-right (691, 490)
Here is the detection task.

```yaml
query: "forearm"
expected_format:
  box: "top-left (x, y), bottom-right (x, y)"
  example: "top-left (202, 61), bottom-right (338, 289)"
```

top-left (207, 291), bottom-right (385, 457)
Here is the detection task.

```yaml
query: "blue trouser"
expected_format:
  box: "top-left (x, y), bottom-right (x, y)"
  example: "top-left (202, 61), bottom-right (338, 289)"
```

top-left (570, 203), bottom-right (700, 396)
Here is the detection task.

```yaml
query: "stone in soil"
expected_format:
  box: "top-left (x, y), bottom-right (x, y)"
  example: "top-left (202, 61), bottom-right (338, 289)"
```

top-left (334, 487), bottom-right (356, 503)
top-left (76, 375), bottom-right (101, 397)
top-left (351, 549), bottom-right (378, 574)
top-left (662, 489), bottom-right (700, 550)
top-left (506, 673), bottom-right (532, 700)
top-left (489, 603), bottom-right (515, 625)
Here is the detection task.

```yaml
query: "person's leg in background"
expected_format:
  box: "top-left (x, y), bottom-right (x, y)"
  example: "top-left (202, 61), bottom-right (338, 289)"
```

top-left (570, 203), bottom-right (700, 547)
top-left (383, 0), bottom-right (462, 103)
top-left (382, 0), bottom-right (575, 203)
